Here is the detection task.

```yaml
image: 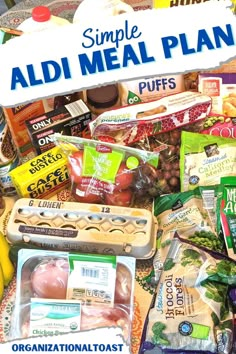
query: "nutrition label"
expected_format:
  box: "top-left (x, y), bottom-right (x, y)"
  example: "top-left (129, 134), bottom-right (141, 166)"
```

top-left (66, 254), bottom-right (117, 305)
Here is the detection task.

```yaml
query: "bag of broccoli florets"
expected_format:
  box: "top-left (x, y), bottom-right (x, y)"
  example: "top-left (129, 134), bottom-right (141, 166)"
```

top-left (140, 237), bottom-right (236, 354)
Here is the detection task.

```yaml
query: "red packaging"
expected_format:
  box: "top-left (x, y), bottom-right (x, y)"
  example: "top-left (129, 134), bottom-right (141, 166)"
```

top-left (53, 134), bottom-right (160, 207)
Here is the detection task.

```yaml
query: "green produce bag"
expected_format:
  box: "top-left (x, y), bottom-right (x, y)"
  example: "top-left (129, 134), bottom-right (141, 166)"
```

top-left (180, 131), bottom-right (236, 192)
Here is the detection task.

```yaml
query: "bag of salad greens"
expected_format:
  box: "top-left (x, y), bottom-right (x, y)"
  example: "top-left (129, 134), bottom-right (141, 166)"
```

top-left (153, 185), bottom-right (224, 279)
top-left (218, 176), bottom-right (236, 261)
top-left (180, 131), bottom-right (236, 192)
top-left (140, 237), bottom-right (236, 354)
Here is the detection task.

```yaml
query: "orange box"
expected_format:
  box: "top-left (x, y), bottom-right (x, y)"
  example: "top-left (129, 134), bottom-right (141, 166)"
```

top-left (3, 101), bottom-right (46, 162)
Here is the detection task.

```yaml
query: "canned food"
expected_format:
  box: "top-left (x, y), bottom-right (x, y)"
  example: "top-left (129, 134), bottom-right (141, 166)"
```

top-left (0, 108), bottom-right (17, 166)
top-left (0, 154), bottom-right (20, 196)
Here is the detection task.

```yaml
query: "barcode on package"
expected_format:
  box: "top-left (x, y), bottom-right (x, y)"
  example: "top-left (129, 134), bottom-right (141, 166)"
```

top-left (81, 267), bottom-right (100, 279)
top-left (202, 190), bottom-right (215, 210)
top-left (66, 100), bottom-right (89, 117)
top-left (67, 256), bottom-right (117, 305)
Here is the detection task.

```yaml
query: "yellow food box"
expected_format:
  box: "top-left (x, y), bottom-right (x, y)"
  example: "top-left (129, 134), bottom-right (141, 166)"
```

top-left (153, 0), bottom-right (234, 9)
top-left (9, 146), bottom-right (69, 199)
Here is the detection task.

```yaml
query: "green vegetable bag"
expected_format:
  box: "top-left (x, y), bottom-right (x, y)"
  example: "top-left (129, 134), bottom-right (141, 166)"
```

top-left (180, 131), bottom-right (236, 192)
top-left (218, 176), bottom-right (236, 261)
top-left (154, 185), bottom-right (224, 273)
top-left (140, 237), bottom-right (236, 354)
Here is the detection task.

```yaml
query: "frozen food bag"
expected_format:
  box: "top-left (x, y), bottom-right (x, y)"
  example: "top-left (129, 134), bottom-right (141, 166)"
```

top-left (52, 134), bottom-right (159, 208)
top-left (153, 185), bottom-right (225, 283)
top-left (139, 237), bottom-right (236, 354)
top-left (218, 176), bottom-right (236, 261)
top-left (180, 131), bottom-right (236, 191)
top-left (200, 113), bottom-right (236, 139)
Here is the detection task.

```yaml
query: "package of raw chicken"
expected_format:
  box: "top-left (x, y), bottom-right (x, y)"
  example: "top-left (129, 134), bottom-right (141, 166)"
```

top-left (10, 249), bottom-right (136, 344)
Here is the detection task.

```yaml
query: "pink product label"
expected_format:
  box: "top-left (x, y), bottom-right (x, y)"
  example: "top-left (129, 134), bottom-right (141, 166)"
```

top-left (201, 79), bottom-right (221, 97)
top-left (202, 119), bottom-right (236, 139)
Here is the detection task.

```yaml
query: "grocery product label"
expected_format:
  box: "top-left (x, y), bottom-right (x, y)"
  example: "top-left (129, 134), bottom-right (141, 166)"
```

top-left (180, 131), bottom-right (236, 191)
top-left (29, 298), bottom-right (81, 337)
top-left (118, 75), bottom-right (185, 106)
top-left (7, 198), bottom-right (156, 259)
top-left (219, 177), bottom-right (236, 259)
top-left (153, 0), bottom-right (231, 8)
top-left (83, 145), bottom-right (124, 183)
top-left (3, 101), bottom-right (45, 161)
top-left (140, 237), bottom-right (235, 354)
top-left (26, 99), bottom-right (92, 155)
top-left (0, 154), bottom-right (20, 196)
top-left (90, 91), bottom-right (212, 145)
top-left (9, 146), bottom-right (69, 199)
top-left (67, 254), bottom-right (117, 305)
top-left (201, 114), bottom-right (236, 138)
top-left (0, 2), bottom-right (235, 106)
top-left (198, 73), bottom-right (236, 116)
top-left (53, 134), bottom-right (159, 207)
top-left (154, 186), bottom-right (223, 271)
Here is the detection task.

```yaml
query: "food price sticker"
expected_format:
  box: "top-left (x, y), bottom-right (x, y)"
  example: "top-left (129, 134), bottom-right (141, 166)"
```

top-left (0, 1), bottom-right (235, 106)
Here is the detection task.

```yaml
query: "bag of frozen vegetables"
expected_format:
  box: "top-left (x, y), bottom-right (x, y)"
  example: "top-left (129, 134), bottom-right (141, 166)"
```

top-left (153, 185), bottom-right (224, 275)
top-left (218, 176), bottom-right (236, 261)
top-left (180, 131), bottom-right (236, 192)
top-left (140, 236), bottom-right (236, 354)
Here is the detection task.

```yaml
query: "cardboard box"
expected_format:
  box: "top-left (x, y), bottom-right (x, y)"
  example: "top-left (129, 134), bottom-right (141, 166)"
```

top-left (0, 27), bottom-right (22, 44)
top-left (25, 99), bottom-right (92, 155)
top-left (198, 73), bottom-right (236, 116)
top-left (3, 101), bottom-right (46, 162)
top-left (153, 0), bottom-right (229, 8)
top-left (9, 146), bottom-right (69, 199)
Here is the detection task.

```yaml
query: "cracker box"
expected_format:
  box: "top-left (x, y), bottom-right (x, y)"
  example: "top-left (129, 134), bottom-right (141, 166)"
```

top-left (25, 99), bottom-right (92, 155)
top-left (198, 73), bottom-right (236, 117)
top-left (9, 146), bottom-right (69, 199)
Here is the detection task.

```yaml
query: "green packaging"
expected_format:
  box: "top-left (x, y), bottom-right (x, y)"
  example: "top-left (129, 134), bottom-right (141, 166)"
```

top-left (180, 131), bottom-right (236, 192)
top-left (219, 176), bottom-right (236, 260)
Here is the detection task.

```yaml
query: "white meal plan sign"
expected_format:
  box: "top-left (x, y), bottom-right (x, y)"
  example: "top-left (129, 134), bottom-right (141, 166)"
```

top-left (0, 0), bottom-right (235, 106)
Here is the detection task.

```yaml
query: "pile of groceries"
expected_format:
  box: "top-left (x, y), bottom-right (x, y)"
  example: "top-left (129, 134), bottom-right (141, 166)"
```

top-left (1, 1), bottom-right (236, 353)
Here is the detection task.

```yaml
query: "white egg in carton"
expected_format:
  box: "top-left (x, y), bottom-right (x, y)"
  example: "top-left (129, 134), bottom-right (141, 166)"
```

top-left (7, 198), bottom-right (157, 259)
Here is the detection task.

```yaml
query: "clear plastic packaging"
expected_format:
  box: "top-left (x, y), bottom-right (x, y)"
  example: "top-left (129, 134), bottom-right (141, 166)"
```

top-left (52, 134), bottom-right (160, 208)
top-left (10, 249), bottom-right (136, 344)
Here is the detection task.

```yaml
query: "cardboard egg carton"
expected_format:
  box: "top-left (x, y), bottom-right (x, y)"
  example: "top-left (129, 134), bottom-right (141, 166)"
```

top-left (7, 198), bottom-right (157, 259)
